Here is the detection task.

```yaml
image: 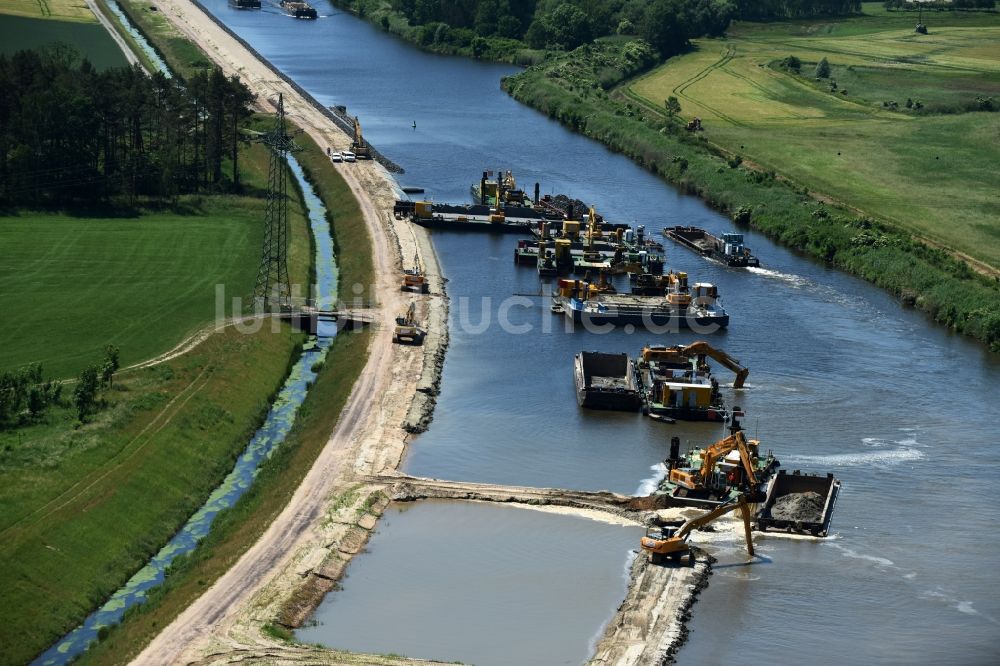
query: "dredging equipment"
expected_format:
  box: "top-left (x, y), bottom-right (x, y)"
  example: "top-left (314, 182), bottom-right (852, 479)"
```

top-left (641, 494), bottom-right (755, 565)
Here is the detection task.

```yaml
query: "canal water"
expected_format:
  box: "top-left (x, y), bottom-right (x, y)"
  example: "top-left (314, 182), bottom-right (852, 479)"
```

top-left (34, 155), bottom-right (337, 665)
top-left (298, 501), bottom-right (643, 666)
top-left (203, 4), bottom-right (1000, 664)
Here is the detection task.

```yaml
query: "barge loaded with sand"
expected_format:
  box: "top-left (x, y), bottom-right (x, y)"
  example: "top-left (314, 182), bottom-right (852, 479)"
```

top-left (574, 351), bottom-right (643, 411)
top-left (280, 0), bottom-right (317, 19)
top-left (664, 226), bottom-right (760, 267)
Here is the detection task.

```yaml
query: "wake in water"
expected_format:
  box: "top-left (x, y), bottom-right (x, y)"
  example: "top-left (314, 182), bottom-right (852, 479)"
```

top-left (634, 462), bottom-right (666, 496)
top-left (746, 265), bottom-right (809, 288)
top-left (785, 444), bottom-right (924, 468)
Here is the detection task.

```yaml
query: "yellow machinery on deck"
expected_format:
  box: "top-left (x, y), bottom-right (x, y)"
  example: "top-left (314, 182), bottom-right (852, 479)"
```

top-left (641, 341), bottom-right (749, 388)
top-left (668, 427), bottom-right (760, 493)
top-left (350, 116), bottom-right (372, 159)
top-left (640, 494), bottom-right (755, 565)
top-left (393, 302), bottom-right (424, 344)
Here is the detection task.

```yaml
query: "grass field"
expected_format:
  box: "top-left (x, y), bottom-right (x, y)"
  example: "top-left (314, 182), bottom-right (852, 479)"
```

top-left (76, 328), bottom-right (373, 666)
top-left (0, 143), bottom-right (312, 379)
top-left (0, 323), bottom-right (305, 666)
top-left (0, 0), bottom-right (95, 22)
top-left (628, 3), bottom-right (1000, 268)
top-left (113, 0), bottom-right (211, 78)
top-left (0, 13), bottom-right (128, 69)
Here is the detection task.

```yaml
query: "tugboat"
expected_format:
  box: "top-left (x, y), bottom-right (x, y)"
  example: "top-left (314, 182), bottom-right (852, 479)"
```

top-left (664, 226), bottom-right (760, 267)
top-left (281, 0), bottom-right (317, 19)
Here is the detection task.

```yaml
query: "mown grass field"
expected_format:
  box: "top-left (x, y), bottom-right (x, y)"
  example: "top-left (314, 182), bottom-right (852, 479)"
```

top-left (0, 323), bottom-right (305, 666)
top-left (0, 13), bottom-right (127, 69)
top-left (628, 3), bottom-right (1000, 269)
top-left (0, 143), bottom-right (311, 379)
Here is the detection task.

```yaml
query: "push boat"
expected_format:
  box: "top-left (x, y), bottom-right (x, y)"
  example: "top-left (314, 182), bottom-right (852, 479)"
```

top-left (664, 226), bottom-right (760, 267)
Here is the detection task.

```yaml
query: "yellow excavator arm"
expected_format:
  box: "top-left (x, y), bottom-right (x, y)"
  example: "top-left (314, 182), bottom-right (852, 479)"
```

top-left (699, 430), bottom-right (759, 489)
top-left (641, 494), bottom-right (756, 562)
top-left (684, 341), bottom-right (749, 388)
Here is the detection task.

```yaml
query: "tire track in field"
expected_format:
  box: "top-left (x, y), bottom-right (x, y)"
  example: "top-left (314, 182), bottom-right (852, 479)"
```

top-left (672, 46), bottom-right (746, 127)
top-left (0, 366), bottom-right (213, 541)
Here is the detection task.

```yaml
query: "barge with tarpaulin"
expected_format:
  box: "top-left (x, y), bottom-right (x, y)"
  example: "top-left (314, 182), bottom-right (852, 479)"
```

top-left (553, 272), bottom-right (729, 330)
top-left (664, 226), bottom-right (760, 267)
top-left (573, 352), bottom-right (643, 411)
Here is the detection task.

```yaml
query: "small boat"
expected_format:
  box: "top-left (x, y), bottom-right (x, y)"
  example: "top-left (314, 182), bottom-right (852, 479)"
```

top-left (402, 186), bottom-right (424, 194)
top-left (550, 302), bottom-right (564, 314)
top-left (648, 413), bottom-right (676, 424)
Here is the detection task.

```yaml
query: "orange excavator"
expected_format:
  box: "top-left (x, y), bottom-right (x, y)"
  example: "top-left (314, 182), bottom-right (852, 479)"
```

top-left (640, 341), bottom-right (748, 388)
top-left (640, 494), bottom-right (755, 565)
top-left (668, 426), bottom-right (760, 495)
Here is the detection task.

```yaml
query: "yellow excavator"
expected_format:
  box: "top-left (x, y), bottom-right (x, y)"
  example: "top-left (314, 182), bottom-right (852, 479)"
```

top-left (640, 494), bottom-right (755, 565)
top-left (392, 302), bottom-right (424, 344)
top-left (641, 340), bottom-right (749, 388)
top-left (668, 427), bottom-right (760, 494)
top-left (350, 116), bottom-right (372, 159)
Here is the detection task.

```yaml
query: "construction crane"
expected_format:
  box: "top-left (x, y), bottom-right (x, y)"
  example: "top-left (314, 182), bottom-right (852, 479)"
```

top-left (640, 494), bottom-right (755, 565)
top-left (641, 341), bottom-right (749, 388)
top-left (668, 426), bottom-right (760, 494)
top-left (350, 116), bottom-right (372, 159)
top-left (393, 302), bottom-right (424, 344)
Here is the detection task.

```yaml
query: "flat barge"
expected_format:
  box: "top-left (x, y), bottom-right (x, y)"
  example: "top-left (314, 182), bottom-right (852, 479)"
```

top-left (574, 352), bottom-right (643, 411)
top-left (228, 0), bottom-right (261, 7)
top-left (664, 226), bottom-right (760, 267)
top-left (393, 200), bottom-right (560, 233)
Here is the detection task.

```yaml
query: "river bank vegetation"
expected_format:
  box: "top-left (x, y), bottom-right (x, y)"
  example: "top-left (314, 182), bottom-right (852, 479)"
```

top-left (501, 11), bottom-right (1000, 348)
top-left (335, 0), bottom-right (863, 62)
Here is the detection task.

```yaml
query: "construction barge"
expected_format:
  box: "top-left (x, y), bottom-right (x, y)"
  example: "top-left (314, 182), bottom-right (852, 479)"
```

top-left (664, 226), bottom-right (760, 267)
top-left (515, 217), bottom-right (665, 276)
top-left (280, 0), bottom-right (317, 19)
top-left (574, 352), bottom-right (643, 411)
top-left (554, 273), bottom-right (729, 330)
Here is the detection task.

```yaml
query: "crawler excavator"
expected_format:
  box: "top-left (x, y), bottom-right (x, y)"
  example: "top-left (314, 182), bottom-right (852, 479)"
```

top-left (350, 116), bottom-right (372, 159)
top-left (401, 256), bottom-right (429, 293)
top-left (641, 494), bottom-right (755, 565)
top-left (640, 341), bottom-right (748, 388)
top-left (392, 302), bottom-right (424, 344)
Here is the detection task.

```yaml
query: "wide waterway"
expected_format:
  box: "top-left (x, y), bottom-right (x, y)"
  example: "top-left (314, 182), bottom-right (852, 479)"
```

top-left (203, 4), bottom-right (1000, 663)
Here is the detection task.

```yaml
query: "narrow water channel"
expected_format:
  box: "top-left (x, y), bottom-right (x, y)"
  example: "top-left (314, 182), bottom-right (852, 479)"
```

top-left (34, 155), bottom-right (337, 665)
top-left (297, 501), bottom-right (642, 666)
top-left (105, 1), bottom-right (172, 76)
top-left (188, 4), bottom-right (1000, 664)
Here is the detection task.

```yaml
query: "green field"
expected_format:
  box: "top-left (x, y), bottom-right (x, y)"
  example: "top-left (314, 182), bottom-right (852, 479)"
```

top-left (0, 0), bottom-right (96, 22)
top-left (0, 324), bottom-right (304, 666)
top-left (628, 4), bottom-right (1000, 269)
top-left (0, 13), bottom-right (127, 69)
top-left (0, 143), bottom-right (312, 379)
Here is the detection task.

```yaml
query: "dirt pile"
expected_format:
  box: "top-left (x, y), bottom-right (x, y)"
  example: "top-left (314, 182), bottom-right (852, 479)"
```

top-left (770, 491), bottom-right (825, 523)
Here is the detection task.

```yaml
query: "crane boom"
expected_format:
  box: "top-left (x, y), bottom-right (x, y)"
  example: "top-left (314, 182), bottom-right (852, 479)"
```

top-left (674, 495), bottom-right (755, 556)
top-left (684, 341), bottom-right (749, 388)
top-left (699, 429), bottom-right (758, 488)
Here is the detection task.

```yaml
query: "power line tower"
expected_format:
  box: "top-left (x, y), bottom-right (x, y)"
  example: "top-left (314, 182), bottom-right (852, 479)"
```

top-left (253, 93), bottom-right (300, 311)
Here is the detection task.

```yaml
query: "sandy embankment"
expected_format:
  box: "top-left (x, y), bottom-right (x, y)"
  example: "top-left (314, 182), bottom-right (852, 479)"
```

top-left (132, 3), bottom-right (711, 665)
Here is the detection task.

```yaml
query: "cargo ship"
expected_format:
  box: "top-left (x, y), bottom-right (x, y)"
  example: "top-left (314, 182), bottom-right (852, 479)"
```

top-left (664, 226), bottom-right (760, 267)
top-left (573, 352), bottom-right (643, 411)
top-left (280, 0), bottom-right (317, 19)
top-left (553, 272), bottom-right (729, 331)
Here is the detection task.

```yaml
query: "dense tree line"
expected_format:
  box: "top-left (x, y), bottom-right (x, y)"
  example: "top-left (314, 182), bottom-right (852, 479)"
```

top-left (0, 46), bottom-right (255, 207)
top-left (387, 0), bottom-right (738, 51)
top-left (0, 364), bottom-right (61, 428)
top-left (884, 0), bottom-right (995, 9)
top-left (732, 0), bottom-right (860, 20)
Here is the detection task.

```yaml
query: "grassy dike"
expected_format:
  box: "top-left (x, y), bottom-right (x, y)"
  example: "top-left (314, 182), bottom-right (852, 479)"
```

top-left (501, 39), bottom-right (1000, 350)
